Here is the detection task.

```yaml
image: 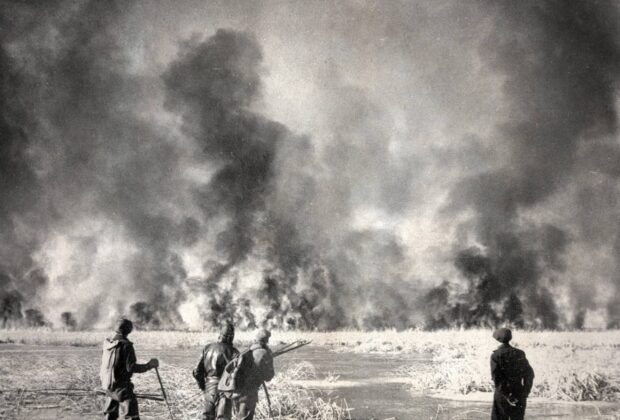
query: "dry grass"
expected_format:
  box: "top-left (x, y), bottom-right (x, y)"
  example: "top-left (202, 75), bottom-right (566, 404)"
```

top-left (3, 328), bottom-right (620, 407)
top-left (0, 328), bottom-right (347, 349)
top-left (400, 331), bottom-right (620, 402)
top-left (0, 352), bottom-right (351, 419)
top-left (0, 327), bottom-right (447, 350)
top-left (3, 328), bottom-right (619, 353)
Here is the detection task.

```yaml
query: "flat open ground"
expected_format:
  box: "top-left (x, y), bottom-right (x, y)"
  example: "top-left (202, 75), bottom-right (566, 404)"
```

top-left (1, 329), bottom-right (620, 419)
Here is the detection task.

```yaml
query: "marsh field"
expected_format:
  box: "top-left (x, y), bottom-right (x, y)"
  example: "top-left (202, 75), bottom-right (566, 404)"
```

top-left (1, 329), bottom-right (620, 419)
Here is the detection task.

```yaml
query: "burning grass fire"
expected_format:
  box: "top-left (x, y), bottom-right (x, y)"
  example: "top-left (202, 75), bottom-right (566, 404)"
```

top-left (2, 0), bottom-right (620, 334)
top-left (3, 1), bottom-right (620, 418)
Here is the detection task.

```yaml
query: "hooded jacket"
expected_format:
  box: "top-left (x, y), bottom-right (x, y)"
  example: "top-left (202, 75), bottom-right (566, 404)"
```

top-left (100, 334), bottom-right (150, 390)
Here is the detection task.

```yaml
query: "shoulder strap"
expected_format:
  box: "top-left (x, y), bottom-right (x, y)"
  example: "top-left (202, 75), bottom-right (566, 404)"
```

top-left (221, 346), bottom-right (234, 364)
top-left (227, 348), bottom-right (251, 367)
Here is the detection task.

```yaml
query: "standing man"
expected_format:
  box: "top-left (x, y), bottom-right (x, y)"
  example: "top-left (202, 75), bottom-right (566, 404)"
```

top-left (194, 322), bottom-right (239, 420)
top-left (234, 329), bottom-right (275, 420)
top-left (490, 328), bottom-right (535, 420)
top-left (100, 318), bottom-right (159, 420)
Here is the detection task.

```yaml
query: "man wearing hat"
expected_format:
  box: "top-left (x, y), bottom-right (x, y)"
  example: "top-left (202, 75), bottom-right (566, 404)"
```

top-left (100, 318), bottom-right (159, 420)
top-left (490, 328), bottom-right (535, 420)
top-left (234, 328), bottom-right (275, 420)
top-left (194, 322), bottom-right (239, 420)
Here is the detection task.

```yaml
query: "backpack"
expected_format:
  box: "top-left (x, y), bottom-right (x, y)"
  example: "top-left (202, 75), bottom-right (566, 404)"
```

top-left (218, 349), bottom-right (252, 392)
top-left (100, 338), bottom-right (130, 391)
top-left (100, 340), bottom-right (121, 390)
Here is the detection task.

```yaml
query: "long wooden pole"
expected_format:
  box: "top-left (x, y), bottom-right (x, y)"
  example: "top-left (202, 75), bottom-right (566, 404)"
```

top-left (0, 388), bottom-right (164, 401)
top-left (273, 340), bottom-right (312, 357)
top-left (262, 382), bottom-right (273, 419)
top-left (155, 367), bottom-right (175, 420)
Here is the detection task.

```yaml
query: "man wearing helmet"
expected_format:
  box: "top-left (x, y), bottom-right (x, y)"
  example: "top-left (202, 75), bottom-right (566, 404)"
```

top-left (234, 328), bottom-right (275, 420)
top-left (100, 318), bottom-right (159, 420)
top-left (194, 322), bottom-right (239, 420)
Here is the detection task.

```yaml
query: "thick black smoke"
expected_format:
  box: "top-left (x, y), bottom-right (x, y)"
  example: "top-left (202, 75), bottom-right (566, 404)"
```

top-left (163, 30), bottom-right (427, 330)
top-left (432, 0), bottom-right (620, 329)
top-left (0, 3), bottom-right (54, 326)
top-left (60, 311), bottom-right (77, 330)
top-left (129, 301), bottom-right (182, 330)
top-left (163, 30), bottom-right (350, 330)
top-left (164, 30), bottom-right (280, 272)
top-left (2, 1), bottom-right (620, 330)
top-left (0, 0), bottom-right (193, 327)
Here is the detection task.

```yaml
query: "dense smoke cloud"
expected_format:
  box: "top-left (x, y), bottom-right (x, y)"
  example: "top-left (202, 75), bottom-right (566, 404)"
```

top-left (163, 30), bottom-right (282, 275)
top-left (433, 0), bottom-right (620, 329)
top-left (162, 30), bottom-right (352, 330)
top-left (1, 0), bottom-right (620, 330)
top-left (0, 0), bottom-right (191, 328)
top-left (0, 2), bottom-right (52, 327)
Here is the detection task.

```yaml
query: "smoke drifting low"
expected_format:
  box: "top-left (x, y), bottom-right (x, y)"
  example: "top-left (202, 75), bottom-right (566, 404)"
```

top-left (434, 0), bottom-right (620, 329)
top-left (1, 0), bottom-right (620, 330)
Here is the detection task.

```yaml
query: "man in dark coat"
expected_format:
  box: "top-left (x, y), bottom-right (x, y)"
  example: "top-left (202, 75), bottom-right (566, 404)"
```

top-left (490, 328), bottom-right (535, 420)
top-left (234, 329), bottom-right (275, 420)
top-left (194, 322), bottom-right (239, 420)
top-left (100, 318), bottom-right (159, 420)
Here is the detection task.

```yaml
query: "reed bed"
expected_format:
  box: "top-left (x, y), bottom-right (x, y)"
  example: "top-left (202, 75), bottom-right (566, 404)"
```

top-left (0, 352), bottom-right (350, 419)
top-left (3, 328), bottom-right (620, 353)
top-left (3, 328), bottom-right (620, 407)
top-left (404, 342), bottom-right (620, 402)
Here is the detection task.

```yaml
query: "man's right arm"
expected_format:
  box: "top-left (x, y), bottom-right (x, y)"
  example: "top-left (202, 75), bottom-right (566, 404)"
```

top-left (193, 348), bottom-right (206, 390)
top-left (125, 343), bottom-right (157, 374)
top-left (257, 348), bottom-right (275, 382)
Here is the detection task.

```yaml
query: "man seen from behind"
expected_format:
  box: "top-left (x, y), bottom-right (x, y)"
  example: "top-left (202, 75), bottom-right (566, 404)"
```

top-left (490, 328), bottom-right (535, 420)
top-left (100, 318), bottom-right (159, 420)
top-left (194, 322), bottom-right (239, 420)
top-left (234, 328), bottom-right (275, 420)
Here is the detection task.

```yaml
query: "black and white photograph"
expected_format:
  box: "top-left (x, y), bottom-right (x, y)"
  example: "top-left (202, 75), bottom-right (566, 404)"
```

top-left (1, 1), bottom-right (620, 419)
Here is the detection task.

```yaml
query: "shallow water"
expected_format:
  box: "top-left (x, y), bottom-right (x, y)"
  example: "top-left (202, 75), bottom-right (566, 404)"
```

top-left (2, 344), bottom-right (619, 419)
top-left (275, 347), bottom-right (620, 419)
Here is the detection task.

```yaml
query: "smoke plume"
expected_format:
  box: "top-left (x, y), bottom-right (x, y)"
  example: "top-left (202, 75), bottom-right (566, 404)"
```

top-left (1, 0), bottom-right (620, 330)
top-left (433, 0), bottom-right (620, 329)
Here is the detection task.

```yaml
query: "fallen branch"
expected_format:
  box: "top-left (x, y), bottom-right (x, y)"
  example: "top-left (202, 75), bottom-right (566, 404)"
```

top-left (24, 404), bottom-right (62, 410)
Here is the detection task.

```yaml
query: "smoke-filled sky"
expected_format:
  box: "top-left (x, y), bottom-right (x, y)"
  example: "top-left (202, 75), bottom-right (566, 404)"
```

top-left (1, 0), bottom-right (620, 330)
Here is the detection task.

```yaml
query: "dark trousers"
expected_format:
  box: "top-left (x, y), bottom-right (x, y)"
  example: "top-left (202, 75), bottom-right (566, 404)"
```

top-left (103, 384), bottom-right (139, 420)
top-left (491, 389), bottom-right (526, 420)
top-left (203, 382), bottom-right (233, 420)
top-left (234, 390), bottom-right (258, 420)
